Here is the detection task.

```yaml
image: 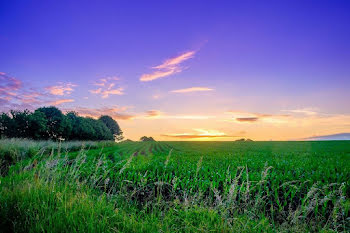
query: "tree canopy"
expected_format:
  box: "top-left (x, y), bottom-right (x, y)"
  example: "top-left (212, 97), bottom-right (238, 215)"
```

top-left (0, 106), bottom-right (123, 141)
top-left (140, 136), bottom-right (155, 142)
top-left (99, 115), bottom-right (124, 141)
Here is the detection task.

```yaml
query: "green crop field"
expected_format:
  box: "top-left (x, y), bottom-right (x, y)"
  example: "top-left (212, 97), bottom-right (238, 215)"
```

top-left (1, 139), bottom-right (349, 232)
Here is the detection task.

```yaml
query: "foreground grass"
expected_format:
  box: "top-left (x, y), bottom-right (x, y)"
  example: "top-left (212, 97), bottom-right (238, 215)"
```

top-left (0, 140), bottom-right (349, 232)
top-left (0, 138), bottom-right (115, 175)
top-left (1, 170), bottom-right (273, 232)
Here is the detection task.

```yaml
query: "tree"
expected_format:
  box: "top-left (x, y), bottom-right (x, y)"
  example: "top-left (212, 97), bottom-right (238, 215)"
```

top-left (140, 136), bottom-right (155, 142)
top-left (0, 106), bottom-right (122, 141)
top-left (9, 110), bottom-right (31, 138)
top-left (0, 113), bottom-right (12, 138)
top-left (36, 106), bottom-right (71, 140)
top-left (28, 111), bottom-right (47, 139)
top-left (66, 111), bottom-right (80, 140)
top-left (76, 117), bottom-right (96, 140)
top-left (99, 115), bottom-right (123, 141)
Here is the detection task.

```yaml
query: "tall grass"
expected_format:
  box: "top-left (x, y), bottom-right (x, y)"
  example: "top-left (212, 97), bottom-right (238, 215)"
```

top-left (0, 140), bottom-right (349, 232)
top-left (0, 138), bottom-right (116, 175)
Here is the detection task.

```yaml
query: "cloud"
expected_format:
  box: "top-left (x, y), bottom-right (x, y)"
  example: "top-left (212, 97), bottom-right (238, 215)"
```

top-left (236, 117), bottom-right (259, 122)
top-left (153, 51), bottom-right (195, 69)
top-left (50, 99), bottom-right (74, 106)
top-left (140, 50), bottom-right (196, 82)
top-left (145, 110), bottom-right (162, 118)
top-left (93, 77), bottom-right (119, 86)
top-left (152, 94), bottom-right (161, 99)
top-left (90, 77), bottom-right (124, 98)
top-left (162, 129), bottom-right (235, 139)
top-left (18, 91), bottom-right (44, 104)
top-left (0, 73), bottom-right (78, 112)
top-left (170, 87), bottom-right (214, 93)
top-left (138, 110), bottom-right (213, 120)
top-left (140, 68), bottom-right (180, 82)
top-left (0, 72), bottom-right (22, 100)
top-left (64, 106), bottom-right (135, 120)
top-left (282, 108), bottom-right (319, 116)
top-left (225, 111), bottom-right (289, 124)
top-left (45, 83), bottom-right (76, 96)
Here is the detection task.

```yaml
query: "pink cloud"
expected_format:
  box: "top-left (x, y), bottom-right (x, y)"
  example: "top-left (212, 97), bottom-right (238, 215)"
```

top-left (140, 50), bottom-right (196, 82)
top-left (0, 72), bottom-right (22, 98)
top-left (225, 111), bottom-right (290, 124)
top-left (94, 76), bottom-right (119, 86)
top-left (171, 87), bottom-right (214, 93)
top-left (64, 106), bottom-right (135, 120)
top-left (49, 99), bottom-right (75, 106)
top-left (152, 51), bottom-right (195, 69)
top-left (90, 77), bottom-right (124, 98)
top-left (140, 68), bottom-right (180, 82)
top-left (45, 82), bottom-right (76, 96)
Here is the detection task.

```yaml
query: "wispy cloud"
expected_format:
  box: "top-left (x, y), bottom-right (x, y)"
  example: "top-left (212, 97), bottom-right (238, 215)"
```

top-left (50, 99), bottom-right (74, 106)
top-left (90, 77), bottom-right (124, 98)
top-left (45, 82), bottom-right (76, 96)
top-left (236, 117), bottom-right (259, 122)
top-left (18, 91), bottom-right (43, 104)
top-left (64, 106), bottom-right (135, 120)
top-left (282, 108), bottom-right (319, 116)
top-left (225, 111), bottom-right (289, 124)
top-left (93, 76), bottom-right (119, 86)
top-left (162, 129), bottom-right (235, 139)
top-left (0, 73), bottom-right (78, 112)
top-left (140, 68), bottom-right (180, 82)
top-left (145, 110), bottom-right (162, 118)
top-left (170, 87), bottom-right (214, 93)
top-left (0, 72), bottom-right (22, 100)
top-left (138, 110), bottom-right (214, 120)
top-left (152, 94), bottom-right (161, 99)
top-left (152, 51), bottom-right (195, 69)
top-left (140, 51), bottom-right (196, 82)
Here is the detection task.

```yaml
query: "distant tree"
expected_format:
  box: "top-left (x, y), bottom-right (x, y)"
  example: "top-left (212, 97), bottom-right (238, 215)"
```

top-left (0, 113), bottom-right (12, 138)
top-left (235, 138), bottom-right (245, 142)
top-left (9, 110), bottom-right (31, 138)
top-left (0, 107), bottom-right (123, 141)
top-left (76, 117), bottom-right (96, 140)
top-left (140, 136), bottom-right (155, 142)
top-left (36, 106), bottom-right (71, 139)
top-left (28, 111), bottom-right (48, 139)
top-left (99, 115), bottom-right (123, 141)
top-left (92, 119), bottom-right (114, 140)
top-left (66, 112), bottom-right (80, 140)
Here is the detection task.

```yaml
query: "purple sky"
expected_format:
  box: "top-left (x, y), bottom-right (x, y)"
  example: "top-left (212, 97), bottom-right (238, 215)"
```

top-left (1, 1), bottom-right (350, 140)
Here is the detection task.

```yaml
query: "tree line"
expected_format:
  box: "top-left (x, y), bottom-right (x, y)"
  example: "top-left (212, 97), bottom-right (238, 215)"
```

top-left (0, 106), bottom-right (123, 141)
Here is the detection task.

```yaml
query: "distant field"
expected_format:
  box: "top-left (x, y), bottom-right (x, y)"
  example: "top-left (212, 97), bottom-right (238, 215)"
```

top-left (1, 140), bottom-right (349, 232)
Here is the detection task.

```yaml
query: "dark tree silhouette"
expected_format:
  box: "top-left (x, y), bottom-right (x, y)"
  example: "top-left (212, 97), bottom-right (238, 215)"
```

top-left (99, 115), bottom-right (123, 141)
top-left (0, 107), bottom-right (121, 141)
top-left (140, 136), bottom-right (155, 142)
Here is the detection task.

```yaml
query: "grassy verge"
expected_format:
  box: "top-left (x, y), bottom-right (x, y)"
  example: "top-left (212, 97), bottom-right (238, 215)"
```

top-left (1, 140), bottom-right (349, 232)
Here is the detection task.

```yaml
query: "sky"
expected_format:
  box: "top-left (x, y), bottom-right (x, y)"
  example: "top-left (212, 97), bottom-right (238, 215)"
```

top-left (1, 0), bottom-right (350, 141)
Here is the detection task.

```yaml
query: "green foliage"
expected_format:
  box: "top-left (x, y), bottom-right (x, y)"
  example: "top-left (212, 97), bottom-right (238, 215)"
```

top-left (99, 115), bottom-right (123, 141)
top-left (28, 111), bottom-right (47, 139)
top-left (36, 106), bottom-right (70, 139)
top-left (0, 107), bottom-right (122, 141)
